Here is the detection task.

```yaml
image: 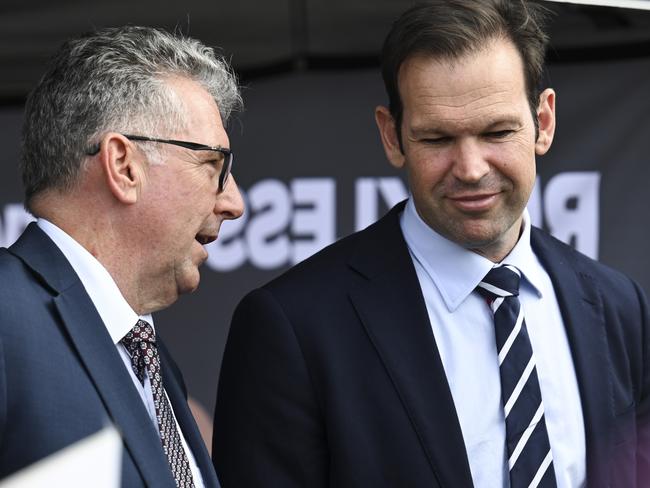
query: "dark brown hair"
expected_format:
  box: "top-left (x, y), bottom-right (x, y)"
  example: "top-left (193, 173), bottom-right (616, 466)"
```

top-left (381, 0), bottom-right (551, 143)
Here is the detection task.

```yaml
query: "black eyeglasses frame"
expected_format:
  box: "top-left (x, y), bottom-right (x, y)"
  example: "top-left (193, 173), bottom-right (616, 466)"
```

top-left (86, 134), bottom-right (233, 193)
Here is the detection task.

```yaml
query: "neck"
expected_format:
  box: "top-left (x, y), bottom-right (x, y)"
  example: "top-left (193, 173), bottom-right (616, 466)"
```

top-left (34, 192), bottom-right (161, 314)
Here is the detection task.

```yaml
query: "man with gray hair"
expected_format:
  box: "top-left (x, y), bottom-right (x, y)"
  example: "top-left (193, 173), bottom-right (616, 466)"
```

top-left (0, 26), bottom-right (243, 486)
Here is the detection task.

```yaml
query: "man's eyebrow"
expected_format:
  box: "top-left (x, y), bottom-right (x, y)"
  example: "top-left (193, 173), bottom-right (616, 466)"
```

top-left (483, 117), bottom-right (523, 130)
top-left (199, 152), bottom-right (226, 162)
top-left (410, 128), bottom-right (443, 137)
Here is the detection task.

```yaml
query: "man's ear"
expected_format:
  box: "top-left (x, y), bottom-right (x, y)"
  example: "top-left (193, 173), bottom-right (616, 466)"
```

top-left (97, 133), bottom-right (142, 204)
top-left (535, 88), bottom-right (556, 156)
top-left (375, 106), bottom-right (406, 169)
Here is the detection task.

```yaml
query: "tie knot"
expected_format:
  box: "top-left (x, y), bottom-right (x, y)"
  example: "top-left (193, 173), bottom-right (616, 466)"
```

top-left (120, 319), bottom-right (157, 385)
top-left (476, 265), bottom-right (521, 299)
top-left (122, 319), bottom-right (156, 347)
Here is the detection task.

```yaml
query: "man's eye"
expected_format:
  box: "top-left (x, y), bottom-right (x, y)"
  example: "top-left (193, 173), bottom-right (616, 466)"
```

top-left (422, 137), bottom-right (450, 145)
top-left (199, 159), bottom-right (218, 173)
top-left (486, 130), bottom-right (514, 139)
top-left (205, 155), bottom-right (224, 167)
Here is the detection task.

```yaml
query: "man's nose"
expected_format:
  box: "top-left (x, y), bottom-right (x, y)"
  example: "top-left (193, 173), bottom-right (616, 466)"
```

top-left (216, 175), bottom-right (245, 220)
top-left (450, 138), bottom-right (490, 183)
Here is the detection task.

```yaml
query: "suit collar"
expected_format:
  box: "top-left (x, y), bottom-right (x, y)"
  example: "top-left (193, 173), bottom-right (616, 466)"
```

top-left (9, 222), bottom-right (79, 294)
top-left (531, 228), bottom-right (613, 487)
top-left (400, 197), bottom-right (492, 312)
top-left (36, 218), bottom-right (142, 344)
top-left (10, 223), bottom-right (178, 487)
top-left (348, 201), bottom-right (474, 487)
top-left (372, 201), bottom-right (543, 312)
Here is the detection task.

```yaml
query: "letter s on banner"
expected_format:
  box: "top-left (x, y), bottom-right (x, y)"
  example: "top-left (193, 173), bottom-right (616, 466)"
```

top-left (245, 179), bottom-right (292, 269)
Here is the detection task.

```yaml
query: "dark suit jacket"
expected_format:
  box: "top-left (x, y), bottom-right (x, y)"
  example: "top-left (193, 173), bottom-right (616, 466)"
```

top-left (213, 201), bottom-right (650, 487)
top-left (0, 223), bottom-right (219, 487)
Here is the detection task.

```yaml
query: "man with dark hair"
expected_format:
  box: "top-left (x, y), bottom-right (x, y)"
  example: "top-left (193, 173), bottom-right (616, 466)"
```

top-left (214, 1), bottom-right (649, 487)
top-left (0, 26), bottom-right (244, 486)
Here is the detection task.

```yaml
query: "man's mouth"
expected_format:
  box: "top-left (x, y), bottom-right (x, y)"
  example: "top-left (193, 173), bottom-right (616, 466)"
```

top-left (447, 192), bottom-right (500, 211)
top-left (195, 233), bottom-right (217, 245)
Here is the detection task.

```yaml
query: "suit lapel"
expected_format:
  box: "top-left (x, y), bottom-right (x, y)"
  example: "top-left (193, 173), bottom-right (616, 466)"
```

top-left (55, 289), bottom-right (177, 487)
top-left (159, 343), bottom-right (221, 488)
top-left (11, 224), bottom-right (176, 488)
top-left (532, 229), bottom-right (614, 486)
top-left (348, 203), bottom-right (473, 488)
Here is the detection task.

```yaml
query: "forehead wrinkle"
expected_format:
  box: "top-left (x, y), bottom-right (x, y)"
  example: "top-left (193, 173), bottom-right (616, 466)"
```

top-left (412, 79), bottom-right (515, 102)
top-left (409, 96), bottom-right (522, 134)
top-left (412, 92), bottom-right (514, 115)
top-left (425, 86), bottom-right (515, 107)
top-left (405, 76), bottom-right (523, 116)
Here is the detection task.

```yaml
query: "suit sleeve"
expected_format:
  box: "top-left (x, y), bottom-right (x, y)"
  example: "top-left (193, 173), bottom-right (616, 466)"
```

top-left (635, 279), bottom-right (650, 483)
top-left (212, 288), bottom-right (328, 488)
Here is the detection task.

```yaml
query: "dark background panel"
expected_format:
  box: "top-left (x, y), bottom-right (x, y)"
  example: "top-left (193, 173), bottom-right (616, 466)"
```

top-left (1, 0), bottom-right (650, 417)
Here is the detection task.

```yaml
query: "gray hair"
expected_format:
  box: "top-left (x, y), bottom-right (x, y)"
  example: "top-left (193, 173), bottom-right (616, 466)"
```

top-left (21, 25), bottom-right (242, 210)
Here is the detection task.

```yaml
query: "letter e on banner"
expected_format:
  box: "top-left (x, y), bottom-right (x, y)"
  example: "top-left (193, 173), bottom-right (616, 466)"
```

top-left (291, 178), bottom-right (336, 264)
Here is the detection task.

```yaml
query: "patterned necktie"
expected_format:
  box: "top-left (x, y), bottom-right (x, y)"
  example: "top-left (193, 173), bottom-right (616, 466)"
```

top-left (476, 265), bottom-right (557, 488)
top-left (121, 320), bottom-right (195, 488)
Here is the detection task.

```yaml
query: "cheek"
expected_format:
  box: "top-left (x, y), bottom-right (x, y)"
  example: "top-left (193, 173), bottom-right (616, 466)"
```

top-left (513, 157), bottom-right (536, 193)
top-left (178, 196), bottom-right (215, 227)
top-left (176, 174), bottom-right (217, 213)
top-left (492, 143), bottom-right (536, 187)
top-left (405, 156), bottom-right (448, 192)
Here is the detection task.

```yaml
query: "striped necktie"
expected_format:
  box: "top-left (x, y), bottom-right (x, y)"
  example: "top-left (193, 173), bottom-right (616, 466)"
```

top-left (477, 265), bottom-right (557, 488)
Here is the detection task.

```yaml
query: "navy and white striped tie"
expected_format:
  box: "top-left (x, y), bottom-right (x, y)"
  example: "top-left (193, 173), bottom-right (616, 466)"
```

top-left (477, 265), bottom-right (557, 488)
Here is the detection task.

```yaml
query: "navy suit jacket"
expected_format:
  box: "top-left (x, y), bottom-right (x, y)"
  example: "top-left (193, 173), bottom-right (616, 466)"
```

top-left (0, 223), bottom-right (219, 487)
top-left (214, 201), bottom-right (650, 487)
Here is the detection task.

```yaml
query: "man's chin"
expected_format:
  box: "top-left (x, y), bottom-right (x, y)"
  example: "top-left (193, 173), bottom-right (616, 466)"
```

top-left (177, 267), bottom-right (202, 296)
top-left (455, 225), bottom-right (522, 261)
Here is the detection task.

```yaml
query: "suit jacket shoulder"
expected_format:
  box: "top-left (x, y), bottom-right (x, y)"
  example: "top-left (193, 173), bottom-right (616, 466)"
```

top-left (531, 225), bottom-right (647, 331)
top-left (264, 200), bottom-right (411, 299)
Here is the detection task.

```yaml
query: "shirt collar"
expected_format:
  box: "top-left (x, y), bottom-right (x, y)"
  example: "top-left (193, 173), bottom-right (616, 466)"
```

top-left (400, 198), bottom-right (543, 312)
top-left (502, 210), bottom-right (545, 300)
top-left (37, 219), bottom-right (154, 344)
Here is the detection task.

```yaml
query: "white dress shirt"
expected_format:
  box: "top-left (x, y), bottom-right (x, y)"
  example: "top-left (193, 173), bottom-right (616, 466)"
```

top-left (400, 198), bottom-right (585, 487)
top-left (37, 219), bottom-right (204, 487)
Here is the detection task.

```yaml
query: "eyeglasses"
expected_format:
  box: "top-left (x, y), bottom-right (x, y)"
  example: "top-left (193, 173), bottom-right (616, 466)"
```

top-left (87, 134), bottom-right (233, 193)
